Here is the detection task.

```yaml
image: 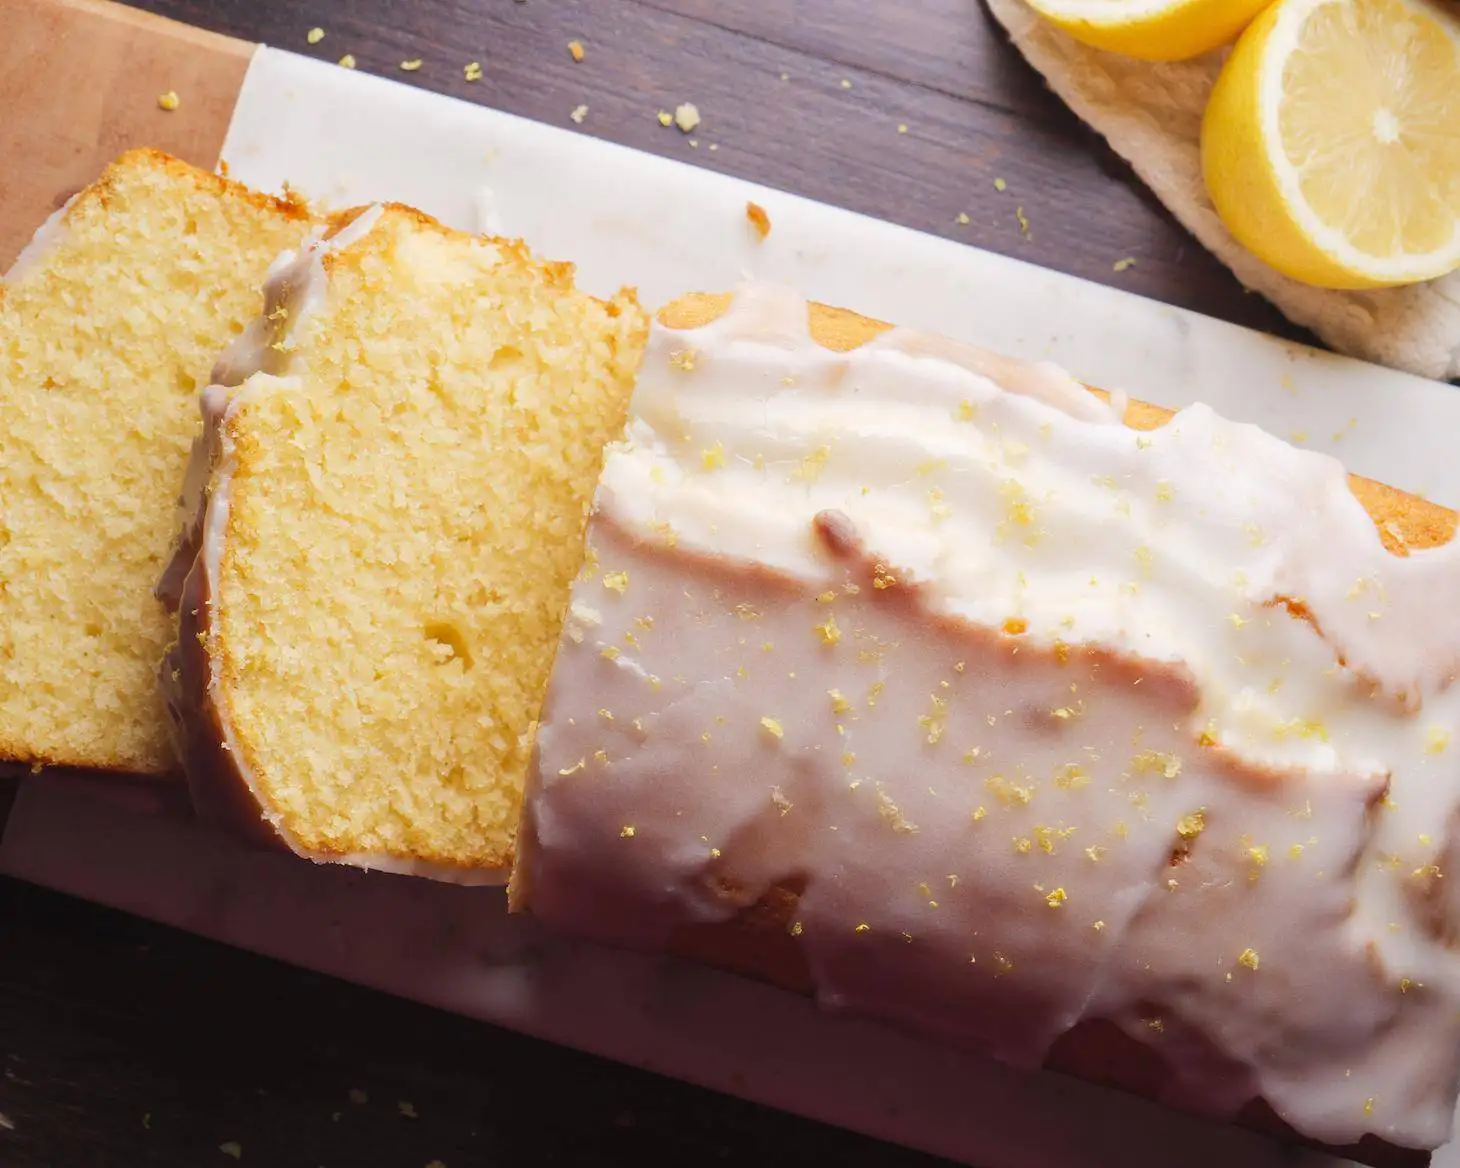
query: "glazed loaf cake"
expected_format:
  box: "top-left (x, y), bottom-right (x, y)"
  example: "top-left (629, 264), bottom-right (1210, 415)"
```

top-left (160, 202), bottom-right (646, 879)
top-left (0, 149), bottom-right (314, 775)
top-left (513, 284), bottom-right (1460, 1160)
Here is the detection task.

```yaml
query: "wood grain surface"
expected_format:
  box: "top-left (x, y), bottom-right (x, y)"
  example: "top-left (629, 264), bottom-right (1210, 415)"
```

top-left (1, 1), bottom-right (1322, 1166)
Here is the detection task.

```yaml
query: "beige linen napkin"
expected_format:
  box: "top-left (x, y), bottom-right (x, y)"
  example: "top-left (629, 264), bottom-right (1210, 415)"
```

top-left (985, 0), bottom-right (1460, 382)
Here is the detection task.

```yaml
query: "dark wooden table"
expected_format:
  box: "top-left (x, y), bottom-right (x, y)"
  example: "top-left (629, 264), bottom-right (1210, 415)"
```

top-left (0, 2), bottom-right (1311, 1165)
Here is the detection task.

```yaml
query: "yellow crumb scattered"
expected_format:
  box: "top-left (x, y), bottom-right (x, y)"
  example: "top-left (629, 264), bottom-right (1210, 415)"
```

top-left (701, 442), bottom-right (726, 470)
top-left (993, 177), bottom-right (1007, 191)
top-left (568, 40), bottom-right (585, 62)
top-left (339, 54), bottom-right (357, 68)
top-left (398, 1101), bottom-right (418, 1119)
top-left (840, 78), bottom-right (853, 88)
top-left (897, 123), bottom-right (908, 134)
top-left (761, 716), bottom-right (785, 739)
top-left (1237, 947), bottom-right (1260, 971)
top-left (307, 27), bottom-right (326, 44)
top-left (570, 104), bottom-right (589, 123)
top-left (400, 58), bottom-right (423, 72)
top-left (669, 348), bottom-right (697, 372)
top-left (746, 201), bottom-right (772, 240)
top-left (1045, 887), bottom-right (1067, 908)
top-left (602, 571), bottom-right (629, 594)
top-left (1015, 205), bottom-right (1031, 241)
top-left (620, 825), bottom-right (636, 838)
top-left (855, 922), bottom-right (871, 933)
top-left (674, 102), bottom-right (701, 132)
top-left (464, 61), bottom-right (484, 82)
top-left (157, 91), bottom-right (180, 111)
top-left (220, 1144), bottom-right (242, 1161)
top-left (657, 110), bottom-right (673, 127)
top-left (956, 212), bottom-right (970, 226)
top-left (814, 614), bottom-right (841, 646)
top-left (1112, 257), bottom-right (1137, 273)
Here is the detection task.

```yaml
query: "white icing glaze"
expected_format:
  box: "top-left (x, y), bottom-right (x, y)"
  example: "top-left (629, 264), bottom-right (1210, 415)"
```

top-left (165, 204), bottom-right (506, 888)
top-left (523, 283), bottom-right (1460, 1150)
top-left (4, 194), bottom-right (77, 284)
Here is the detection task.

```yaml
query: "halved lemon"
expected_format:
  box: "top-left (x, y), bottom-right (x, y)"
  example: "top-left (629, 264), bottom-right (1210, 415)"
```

top-left (1021, 0), bottom-right (1275, 62)
top-left (1202, 0), bottom-right (1460, 290)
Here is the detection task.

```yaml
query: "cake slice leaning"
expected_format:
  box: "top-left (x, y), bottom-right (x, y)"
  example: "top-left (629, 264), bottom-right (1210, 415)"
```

top-left (0, 148), bottom-right (315, 776)
top-left (161, 203), bottom-right (647, 881)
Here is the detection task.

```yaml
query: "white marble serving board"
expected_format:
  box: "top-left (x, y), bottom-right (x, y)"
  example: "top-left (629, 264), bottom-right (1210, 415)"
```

top-left (5, 43), bottom-right (1458, 1168)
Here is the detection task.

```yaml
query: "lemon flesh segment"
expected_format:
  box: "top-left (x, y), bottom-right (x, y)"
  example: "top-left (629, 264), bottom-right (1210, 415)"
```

top-left (1023, 0), bottom-right (1274, 62)
top-left (1203, 0), bottom-right (1460, 289)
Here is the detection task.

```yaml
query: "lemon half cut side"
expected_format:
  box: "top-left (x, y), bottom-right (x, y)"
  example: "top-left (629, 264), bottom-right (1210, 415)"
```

top-left (1202, 0), bottom-right (1460, 290)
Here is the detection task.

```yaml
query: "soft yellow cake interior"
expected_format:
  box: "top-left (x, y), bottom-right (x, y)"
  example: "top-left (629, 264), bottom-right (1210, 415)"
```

top-left (0, 149), bottom-right (313, 774)
top-left (213, 206), bottom-right (647, 871)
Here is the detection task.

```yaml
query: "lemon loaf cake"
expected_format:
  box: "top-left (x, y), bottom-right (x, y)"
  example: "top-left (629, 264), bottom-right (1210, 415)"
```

top-left (161, 203), bottom-right (646, 880)
top-left (0, 148), bottom-right (315, 776)
top-left (514, 284), bottom-right (1460, 1160)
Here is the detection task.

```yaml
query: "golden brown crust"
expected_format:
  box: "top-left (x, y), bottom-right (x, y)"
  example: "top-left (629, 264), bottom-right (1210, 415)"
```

top-left (658, 292), bottom-right (1456, 558)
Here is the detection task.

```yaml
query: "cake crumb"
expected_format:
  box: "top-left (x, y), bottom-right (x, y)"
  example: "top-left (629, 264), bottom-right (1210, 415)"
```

top-left (840, 78), bottom-right (852, 88)
top-left (761, 716), bottom-right (784, 739)
top-left (780, 71), bottom-right (790, 81)
top-left (674, 102), bottom-right (701, 133)
top-left (400, 59), bottom-right (423, 72)
top-left (219, 1143), bottom-right (242, 1160)
top-left (464, 61), bottom-right (483, 82)
top-left (657, 110), bottom-right (673, 127)
top-left (142, 1113), bottom-right (151, 1130)
top-left (993, 177), bottom-right (1007, 191)
top-left (339, 54), bottom-right (357, 69)
top-left (955, 212), bottom-right (970, 225)
top-left (1015, 205), bottom-right (1032, 241)
top-left (746, 201), bottom-right (771, 240)
top-left (1112, 257), bottom-right (1137, 273)
top-left (570, 104), bottom-right (589, 124)
top-left (568, 40), bottom-right (585, 62)
top-left (157, 91), bottom-right (180, 111)
top-left (307, 27), bottom-right (325, 44)
top-left (398, 1100), bottom-right (419, 1118)
top-left (897, 123), bottom-right (908, 134)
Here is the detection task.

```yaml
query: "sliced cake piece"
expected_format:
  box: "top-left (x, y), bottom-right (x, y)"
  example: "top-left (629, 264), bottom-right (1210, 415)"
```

top-left (0, 149), bottom-right (315, 775)
top-left (162, 204), bottom-right (647, 880)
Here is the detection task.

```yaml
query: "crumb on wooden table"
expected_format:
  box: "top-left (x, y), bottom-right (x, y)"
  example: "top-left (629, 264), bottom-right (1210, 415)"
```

top-left (157, 91), bottom-right (180, 111)
top-left (956, 212), bottom-right (970, 225)
top-left (569, 40), bottom-right (585, 61)
top-left (993, 176), bottom-right (1007, 192)
top-left (219, 1142), bottom-right (242, 1160)
top-left (746, 201), bottom-right (771, 240)
top-left (307, 27), bottom-right (325, 44)
top-left (674, 102), bottom-right (701, 132)
top-left (1112, 257), bottom-right (1137, 273)
top-left (338, 54), bottom-right (357, 68)
top-left (571, 104), bottom-right (589, 123)
top-left (657, 110), bottom-right (673, 127)
top-left (400, 58), bottom-right (423, 72)
top-left (464, 61), bottom-right (483, 81)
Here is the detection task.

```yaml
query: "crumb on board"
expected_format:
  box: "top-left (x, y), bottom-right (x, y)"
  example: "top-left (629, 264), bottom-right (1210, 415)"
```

top-left (840, 78), bottom-right (852, 88)
top-left (746, 201), bottom-right (771, 240)
top-left (1015, 204), bottom-right (1032, 241)
top-left (219, 1143), bottom-right (242, 1160)
top-left (569, 39), bottom-right (585, 61)
top-left (307, 27), bottom-right (325, 44)
top-left (1112, 257), bottom-right (1137, 273)
top-left (338, 54), bottom-right (357, 68)
top-left (464, 61), bottom-right (483, 82)
top-left (0, 1113), bottom-right (14, 1131)
top-left (571, 104), bottom-right (589, 124)
top-left (398, 1100), bottom-right (419, 1119)
top-left (709, 143), bottom-right (718, 151)
top-left (993, 176), bottom-right (1007, 192)
top-left (780, 71), bottom-right (790, 81)
top-left (656, 110), bottom-right (673, 127)
top-left (674, 102), bottom-right (701, 132)
top-left (157, 91), bottom-right (180, 112)
top-left (400, 58), bottom-right (423, 71)
top-left (956, 212), bottom-right (970, 226)
top-left (688, 138), bottom-right (698, 147)
top-left (897, 123), bottom-right (908, 134)
top-left (141, 1113), bottom-right (151, 1130)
